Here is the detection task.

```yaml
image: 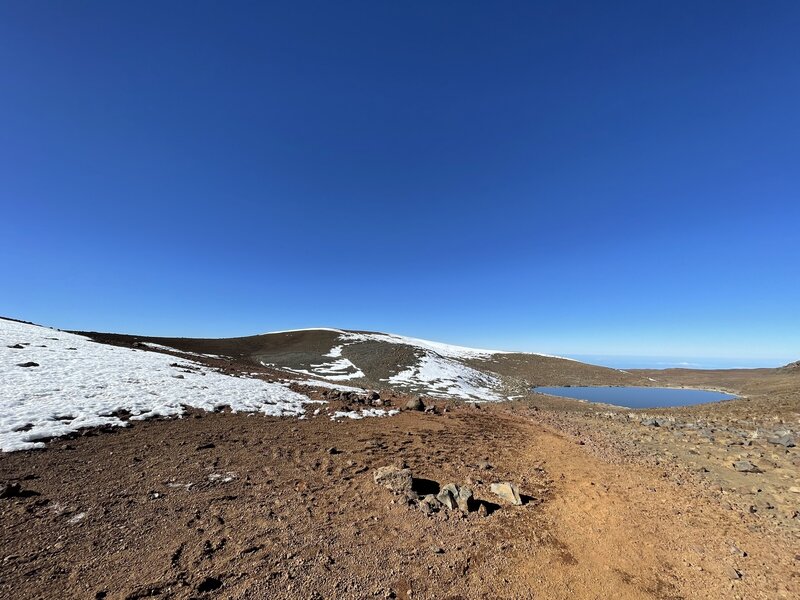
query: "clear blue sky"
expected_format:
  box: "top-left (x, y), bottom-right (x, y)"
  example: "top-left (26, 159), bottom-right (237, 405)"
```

top-left (1, 1), bottom-right (798, 366)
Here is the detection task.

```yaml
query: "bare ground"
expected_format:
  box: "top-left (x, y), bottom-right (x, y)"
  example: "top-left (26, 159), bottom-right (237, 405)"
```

top-left (2, 400), bottom-right (797, 600)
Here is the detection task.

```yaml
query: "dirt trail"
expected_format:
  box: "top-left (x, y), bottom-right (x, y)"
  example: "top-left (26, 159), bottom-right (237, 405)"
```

top-left (510, 422), bottom-right (798, 599)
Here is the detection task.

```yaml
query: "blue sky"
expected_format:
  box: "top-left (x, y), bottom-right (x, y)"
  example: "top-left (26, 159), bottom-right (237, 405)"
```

top-left (1, 2), bottom-right (798, 367)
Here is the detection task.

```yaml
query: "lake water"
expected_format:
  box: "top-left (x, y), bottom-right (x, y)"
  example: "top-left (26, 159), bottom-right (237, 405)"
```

top-left (533, 386), bottom-right (736, 409)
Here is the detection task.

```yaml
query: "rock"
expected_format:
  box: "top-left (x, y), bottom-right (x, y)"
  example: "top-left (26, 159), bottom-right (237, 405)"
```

top-left (477, 503), bottom-right (489, 517)
top-left (373, 466), bottom-right (413, 494)
top-left (0, 482), bottom-right (22, 499)
top-left (196, 576), bottom-right (223, 592)
top-left (16, 362), bottom-right (39, 368)
top-left (456, 486), bottom-right (473, 513)
top-left (406, 397), bottom-right (425, 411)
top-left (733, 460), bottom-right (761, 473)
top-left (730, 544), bottom-right (747, 557)
top-left (367, 391), bottom-right (380, 401)
top-left (788, 486), bottom-right (800, 494)
top-left (767, 434), bottom-right (796, 448)
top-left (478, 460), bottom-right (493, 471)
top-left (437, 484), bottom-right (458, 510)
top-left (326, 447), bottom-right (340, 455)
top-left (419, 494), bottom-right (442, 515)
top-left (490, 482), bottom-right (522, 505)
top-left (7, 344), bottom-right (24, 349)
top-left (195, 442), bottom-right (215, 450)
top-left (725, 566), bottom-right (742, 580)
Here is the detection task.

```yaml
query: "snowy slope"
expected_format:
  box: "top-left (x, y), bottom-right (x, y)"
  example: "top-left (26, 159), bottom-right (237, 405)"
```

top-left (262, 328), bottom-right (508, 400)
top-left (0, 319), bottom-right (313, 451)
top-left (264, 327), bottom-right (572, 361)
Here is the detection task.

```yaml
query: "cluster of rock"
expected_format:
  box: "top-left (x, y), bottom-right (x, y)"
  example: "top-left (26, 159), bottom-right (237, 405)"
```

top-left (321, 389), bottom-right (384, 406)
top-left (373, 465), bottom-right (523, 518)
top-left (405, 396), bottom-right (444, 415)
top-left (629, 413), bottom-right (796, 447)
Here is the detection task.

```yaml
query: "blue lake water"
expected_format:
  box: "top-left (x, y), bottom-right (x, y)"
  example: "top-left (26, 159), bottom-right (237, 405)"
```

top-left (533, 386), bottom-right (737, 409)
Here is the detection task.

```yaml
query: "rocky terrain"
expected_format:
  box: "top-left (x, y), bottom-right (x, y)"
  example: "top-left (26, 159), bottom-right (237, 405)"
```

top-left (1, 318), bottom-right (798, 599)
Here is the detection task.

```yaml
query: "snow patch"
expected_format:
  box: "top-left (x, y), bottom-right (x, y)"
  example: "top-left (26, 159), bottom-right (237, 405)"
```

top-left (0, 319), bottom-right (313, 452)
top-left (385, 351), bottom-right (503, 402)
top-left (330, 408), bottom-right (399, 420)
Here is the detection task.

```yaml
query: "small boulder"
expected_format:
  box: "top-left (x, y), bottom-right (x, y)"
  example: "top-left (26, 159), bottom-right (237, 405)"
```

top-left (456, 485), bottom-right (473, 513)
top-left (419, 494), bottom-right (442, 515)
top-left (733, 460), bottom-right (761, 473)
top-left (406, 397), bottom-right (425, 411)
top-left (490, 482), bottom-right (522, 505)
top-left (373, 465), bottom-right (413, 494)
top-left (16, 362), bottom-right (39, 368)
top-left (0, 482), bottom-right (22, 499)
top-left (725, 566), bottom-right (742, 581)
top-left (767, 434), bottom-right (795, 448)
top-left (436, 484), bottom-right (458, 510)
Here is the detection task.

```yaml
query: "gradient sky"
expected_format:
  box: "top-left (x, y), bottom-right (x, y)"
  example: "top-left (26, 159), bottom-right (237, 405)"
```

top-left (1, 2), bottom-right (798, 366)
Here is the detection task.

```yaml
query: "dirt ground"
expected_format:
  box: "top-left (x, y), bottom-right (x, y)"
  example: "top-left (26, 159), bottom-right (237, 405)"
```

top-left (2, 400), bottom-right (797, 600)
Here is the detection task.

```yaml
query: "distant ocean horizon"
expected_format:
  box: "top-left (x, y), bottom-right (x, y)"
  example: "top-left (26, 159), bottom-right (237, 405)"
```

top-left (564, 355), bottom-right (791, 370)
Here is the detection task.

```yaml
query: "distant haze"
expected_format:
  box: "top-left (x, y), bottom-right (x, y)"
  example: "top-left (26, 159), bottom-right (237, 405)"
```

top-left (565, 355), bottom-right (791, 370)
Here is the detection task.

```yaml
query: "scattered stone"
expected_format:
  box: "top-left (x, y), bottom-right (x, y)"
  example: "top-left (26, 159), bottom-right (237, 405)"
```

top-left (0, 482), bottom-right (22, 499)
top-left (373, 466), bottom-right (413, 495)
top-left (730, 544), bottom-right (747, 558)
top-left (477, 503), bottom-right (489, 517)
top-left (326, 447), bottom-right (340, 455)
top-left (195, 442), bottom-right (215, 450)
top-left (7, 343), bottom-right (24, 349)
top-left (788, 486), bottom-right (800, 494)
top-left (767, 434), bottom-right (795, 448)
top-left (733, 461), bottom-right (761, 473)
top-left (16, 362), bottom-right (39, 368)
top-left (478, 460), bottom-right (493, 471)
top-left (490, 482), bottom-right (522, 505)
top-left (405, 397), bottom-right (424, 411)
top-left (432, 546), bottom-right (444, 554)
top-left (725, 566), bottom-right (742, 580)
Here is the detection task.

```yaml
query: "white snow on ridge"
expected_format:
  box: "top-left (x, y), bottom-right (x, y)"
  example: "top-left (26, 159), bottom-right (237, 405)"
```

top-left (140, 342), bottom-right (225, 359)
top-left (385, 351), bottom-right (503, 401)
top-left (262, 327), bottom-right (573, 361)
top-left (0, 319), bottom-right (314, 452)
top-left (263, 327), bottom-right (347, 335)
top-left (339, 332), bottom-right (506, 360)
